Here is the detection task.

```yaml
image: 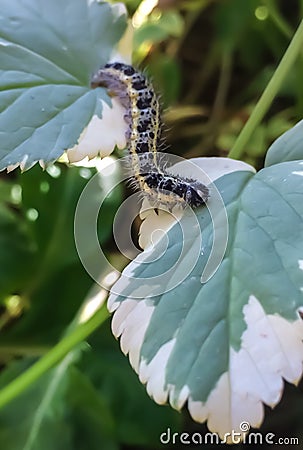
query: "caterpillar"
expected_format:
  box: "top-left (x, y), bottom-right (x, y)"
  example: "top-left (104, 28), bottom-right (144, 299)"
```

top-left (91, 62), bottom-right (209, 208)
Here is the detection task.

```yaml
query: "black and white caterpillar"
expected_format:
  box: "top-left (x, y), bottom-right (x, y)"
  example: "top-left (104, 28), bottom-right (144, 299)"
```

top-left (91, 62), bottom-right (209, 208)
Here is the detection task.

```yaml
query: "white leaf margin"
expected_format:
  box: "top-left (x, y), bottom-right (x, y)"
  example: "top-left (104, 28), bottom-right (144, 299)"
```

top-left (139, 157), bottom-right (255, 249)
top-left (66, 97), bottom-right (127, 163)
top-left (3, 2), bottom-right (132, 172)
top-left (108, 292), bottom-right (303, 440)
top-left (66, 13), bottom-right (133, 164)
top-left (108, 158), bottom-right (303, 440)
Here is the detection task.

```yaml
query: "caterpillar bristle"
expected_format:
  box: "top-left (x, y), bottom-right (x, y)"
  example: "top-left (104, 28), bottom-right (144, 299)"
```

top-left (91, 62), bottom-right (210, 209)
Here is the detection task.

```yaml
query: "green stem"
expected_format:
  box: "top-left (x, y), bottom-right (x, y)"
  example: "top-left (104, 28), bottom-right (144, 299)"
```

top-left (265, 0), bottom-right (293, 38)
top-left (0, 305), bottom-right (109, 410)
top-left (24, 167), bottom-right (79, 297)
top-left (229, 18), bottom-right (303, 160)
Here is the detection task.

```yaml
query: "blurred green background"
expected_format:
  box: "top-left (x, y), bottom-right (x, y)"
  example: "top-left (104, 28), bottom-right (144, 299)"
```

top-left (0, 0), bottom-right (303, 448)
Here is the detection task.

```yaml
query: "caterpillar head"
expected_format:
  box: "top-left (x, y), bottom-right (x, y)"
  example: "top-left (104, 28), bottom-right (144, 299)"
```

top-left (186, 181), bottom-right (210, 207)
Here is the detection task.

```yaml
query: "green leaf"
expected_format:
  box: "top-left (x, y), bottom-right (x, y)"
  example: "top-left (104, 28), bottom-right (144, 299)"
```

top-left (134, 10), bottom-right (184, 48)
top-left (0, 163), bottom-right (121, 344)
top-left (108, 158), bottom-right (303, 439)
top-left (0, 354), bottom-right (75, 450)
top-left (214, 0), bottom-right (259, 52)
top-left (0, 201), bottom-right (34, 299)
top-left (62, 367), bottom-right (118, 450)
top-left (0, 0), bottom-right (127, 170)
top-left (265, 119), bottom-right (303, 166)
top-left (146, 55), bottom-right (181, 107)
top-left (0, 320), bottom-right (181, 450)
top-left (20, 163), bottom-right (119, 271)
top-left (0, 349), bottom-right (118, 450)
top-left (83, 326), bottom-right (182, 447)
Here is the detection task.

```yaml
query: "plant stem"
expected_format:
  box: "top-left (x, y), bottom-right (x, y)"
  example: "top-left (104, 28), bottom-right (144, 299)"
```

top-left (265, 0), bottom-right (293, 38)
top-left (229, 18), bottom-right (303, 160)
top-left (0, 305), bottom-right (109, 410)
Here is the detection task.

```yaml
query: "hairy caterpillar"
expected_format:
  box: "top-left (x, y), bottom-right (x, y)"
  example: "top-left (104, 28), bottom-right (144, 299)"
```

top-left (91, 62), bottom-right (209, 208)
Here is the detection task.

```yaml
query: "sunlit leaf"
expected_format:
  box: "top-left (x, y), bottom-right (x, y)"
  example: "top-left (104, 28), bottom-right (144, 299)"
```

top-left (0, 0), bottom-right (127, 170)
top-left (265, 119), bottom-right (303, 166)
top-left (108, 155), bottom-right (303, 439)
